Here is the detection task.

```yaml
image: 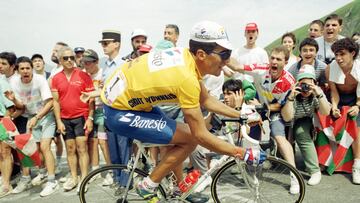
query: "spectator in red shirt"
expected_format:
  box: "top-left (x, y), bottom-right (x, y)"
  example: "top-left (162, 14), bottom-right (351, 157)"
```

top-left (51, 47), bottom-right (94, 192)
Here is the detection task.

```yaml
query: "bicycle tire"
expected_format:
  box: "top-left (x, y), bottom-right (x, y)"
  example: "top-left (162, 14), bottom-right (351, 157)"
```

top-left (79, 164), bottom-right (167, 203)
top-left (211, 156), bottom-right (305, 203)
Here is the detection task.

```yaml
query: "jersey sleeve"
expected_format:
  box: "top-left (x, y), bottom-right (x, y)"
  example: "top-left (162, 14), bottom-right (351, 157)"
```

top-left (243, 64), bottom-right (268, 79)
top-left (177, 76), bottom-right (201, 109)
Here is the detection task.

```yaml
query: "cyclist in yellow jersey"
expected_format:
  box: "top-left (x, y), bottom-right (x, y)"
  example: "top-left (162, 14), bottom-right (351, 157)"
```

top-left (84, 21), bottom-right (267, 202)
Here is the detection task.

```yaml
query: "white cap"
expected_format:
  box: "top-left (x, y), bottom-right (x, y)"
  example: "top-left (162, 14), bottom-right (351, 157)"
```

top-left (297, 64), bottom-right (316, 81)
top-left (131, 29), bottom-right (147, 39)
top-left (190, 21), bottom-right (233, 50)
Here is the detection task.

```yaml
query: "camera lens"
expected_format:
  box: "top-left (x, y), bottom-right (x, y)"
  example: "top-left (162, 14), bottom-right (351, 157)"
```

top-left (300, 83), bottom-right (310, 92)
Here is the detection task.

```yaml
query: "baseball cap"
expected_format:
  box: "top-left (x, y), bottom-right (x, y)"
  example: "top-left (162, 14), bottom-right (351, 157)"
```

top-left (297, 64), bottom-right (316, 81)
top-left (131, 29), bottom-right (147, 40)
top-left (82, 49), bottom-right (99, 62)
top-left (99, 30), bottom-right (121, 42)
top-left (74, 47), bottom-right (85, 53)
top-left (138, 44), bottom-right (152, 53)
top-left (190, 21), bottom-right (233, 50)
top-left (31, 54), bottom-right (43, 61)
top-left (245, 23), bottom-right (258, 31)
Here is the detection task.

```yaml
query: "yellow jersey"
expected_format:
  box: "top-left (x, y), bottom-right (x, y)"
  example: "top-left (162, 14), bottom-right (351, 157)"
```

top-left (101, 48), bottom-right (202, 111)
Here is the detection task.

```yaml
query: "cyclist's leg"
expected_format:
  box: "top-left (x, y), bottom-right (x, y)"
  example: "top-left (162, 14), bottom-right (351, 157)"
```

top-left (150, 122), bottom-right (197, 182)
top-left (103, 105), bottom-right (198, 192)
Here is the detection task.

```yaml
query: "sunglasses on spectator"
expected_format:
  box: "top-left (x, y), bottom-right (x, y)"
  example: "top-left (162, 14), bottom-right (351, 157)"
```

top-left (212, 49), bottom-right (232, 61)
top-left (62, 56), bottom-right (75, 61)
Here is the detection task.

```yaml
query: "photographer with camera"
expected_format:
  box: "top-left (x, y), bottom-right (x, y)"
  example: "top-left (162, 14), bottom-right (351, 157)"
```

top-left (282, 64), bottom-right (331, 186)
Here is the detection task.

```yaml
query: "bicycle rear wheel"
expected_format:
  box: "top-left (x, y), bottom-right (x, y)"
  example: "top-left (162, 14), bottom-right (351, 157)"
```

top-left (211, 156), bottom-right (305, 203)
top-left (79, 164), bottom-right (167, 203)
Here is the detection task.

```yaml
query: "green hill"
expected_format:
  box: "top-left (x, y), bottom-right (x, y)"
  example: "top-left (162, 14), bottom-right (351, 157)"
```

top-left (265, 0), bottom-right (360, 55)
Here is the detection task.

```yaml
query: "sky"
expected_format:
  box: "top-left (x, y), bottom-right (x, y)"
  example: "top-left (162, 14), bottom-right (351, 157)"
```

top-left (0, 0), bottom-right (353, 67)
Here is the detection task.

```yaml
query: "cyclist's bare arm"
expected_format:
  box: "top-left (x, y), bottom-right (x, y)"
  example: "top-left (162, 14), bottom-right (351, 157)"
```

top-left (181, 106), bottom-right (245, 159)
top-left (199, 82), bottom-right (240, 118)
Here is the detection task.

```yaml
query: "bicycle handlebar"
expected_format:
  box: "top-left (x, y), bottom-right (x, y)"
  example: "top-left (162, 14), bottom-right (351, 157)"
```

top-left (221, 104), bottom-right (267, 145)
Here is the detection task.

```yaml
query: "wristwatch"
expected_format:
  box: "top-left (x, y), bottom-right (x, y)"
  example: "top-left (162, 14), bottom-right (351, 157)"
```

top-left (235, 107), bottom-right (242, 111)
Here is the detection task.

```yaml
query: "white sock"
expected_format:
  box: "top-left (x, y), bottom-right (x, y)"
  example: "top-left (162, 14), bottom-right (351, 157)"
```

top-left (353, 159), bottom-right (360, 168)
top-left (143, 176), bottom-right (159, 188)
top-left (39, 168), bottom-right (46, 175)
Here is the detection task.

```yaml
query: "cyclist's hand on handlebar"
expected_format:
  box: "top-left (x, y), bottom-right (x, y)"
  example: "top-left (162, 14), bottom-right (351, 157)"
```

top-left (244, 148), bottom-right (267, 166)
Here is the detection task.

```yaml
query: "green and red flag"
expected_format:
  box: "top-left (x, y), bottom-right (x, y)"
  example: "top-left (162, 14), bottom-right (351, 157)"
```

top-left (314, 106), bottom-right (356, 174)
top-left (0, 117), bottom-right (41, 167)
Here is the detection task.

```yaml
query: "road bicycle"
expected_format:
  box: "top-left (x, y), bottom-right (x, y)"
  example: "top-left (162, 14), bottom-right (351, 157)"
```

top-left (79, 106), bottom-right (305, 202)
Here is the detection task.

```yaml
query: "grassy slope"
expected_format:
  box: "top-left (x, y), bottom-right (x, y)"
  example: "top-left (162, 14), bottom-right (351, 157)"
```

top-left (265, 0), bottom-right (360, 55)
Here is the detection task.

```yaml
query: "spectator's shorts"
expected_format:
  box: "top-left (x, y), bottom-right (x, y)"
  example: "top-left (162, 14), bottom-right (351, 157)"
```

top-left (31, 112), bottom-right (56, 142)
top-left (61, 116), bottom-right (86, 140)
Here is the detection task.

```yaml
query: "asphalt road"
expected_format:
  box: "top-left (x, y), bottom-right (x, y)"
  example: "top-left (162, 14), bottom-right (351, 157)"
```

top-left (1, 145), bottom-right (359, 203)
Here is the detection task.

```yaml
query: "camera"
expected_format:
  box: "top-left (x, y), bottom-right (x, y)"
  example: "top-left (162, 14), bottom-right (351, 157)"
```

top-left (299, 83), bottom-right (310, 92)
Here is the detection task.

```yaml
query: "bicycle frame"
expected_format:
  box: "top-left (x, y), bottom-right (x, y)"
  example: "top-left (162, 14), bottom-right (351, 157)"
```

top-left (121, 105), bottom-right (274, 202)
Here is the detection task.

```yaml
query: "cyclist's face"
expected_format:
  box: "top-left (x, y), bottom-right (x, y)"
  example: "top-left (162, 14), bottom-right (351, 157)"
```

top-left (206, 46), bottom-right (231, 77)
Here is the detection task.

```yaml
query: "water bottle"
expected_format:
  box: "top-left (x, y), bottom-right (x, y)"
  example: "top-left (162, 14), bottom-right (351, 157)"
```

top-left (178, 169), bottom-right (201, 192)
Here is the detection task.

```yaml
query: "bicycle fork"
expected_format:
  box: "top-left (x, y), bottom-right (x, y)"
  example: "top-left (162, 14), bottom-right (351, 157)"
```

top-left (120, 144), bottom-right (143, 203)
top-left (237, 159), bottom-right (262, 201)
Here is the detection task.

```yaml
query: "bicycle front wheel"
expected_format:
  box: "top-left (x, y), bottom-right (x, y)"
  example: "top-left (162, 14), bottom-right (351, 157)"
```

top-left (79, 164), bottom-right (167, 203)
top-left (211, 156), bottom-right (305, 203)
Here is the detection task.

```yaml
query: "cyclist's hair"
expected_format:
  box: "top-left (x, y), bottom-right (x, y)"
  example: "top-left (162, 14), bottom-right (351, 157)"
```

top-left (310, 19), bottom-right (324, 29)
top-left (222, 79), bottom-right (243, 93)
top-left (16, 56), bottom-right (33, 69)
top-left (272, 45), bottom-right (290, 62)
top-left (0, 51), bottom-right (17, 67)
top-left (331, 38), bottom-right (359, 59)
top-left (281, 32), bottom-right (297, 50)
top-left (165, 24), bottom-right (179, 36)
top-left (189, 39), bottom-right (217, 55)
top-left (299, 38), bottom-right (319, 52)
top-left (325, 14), bottom-right (342, 26)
